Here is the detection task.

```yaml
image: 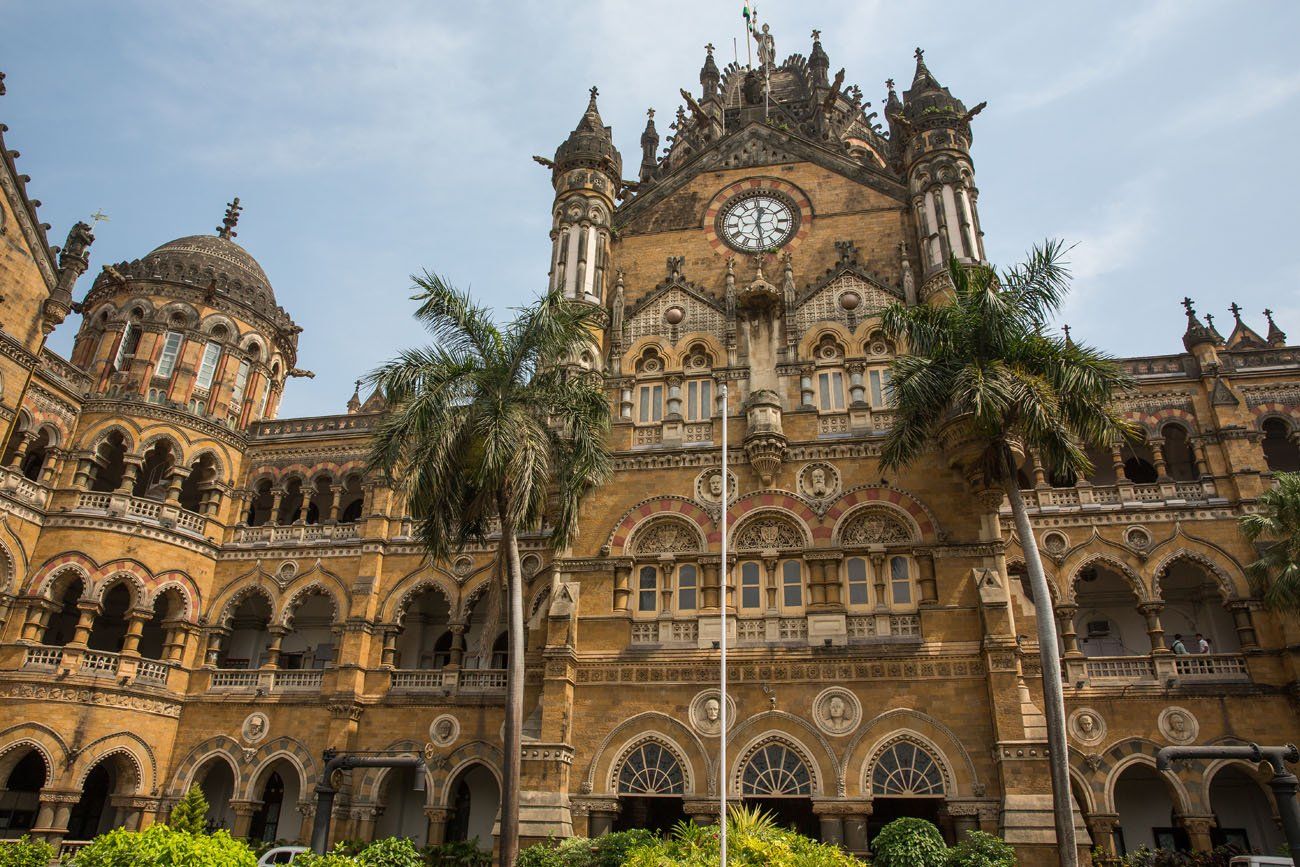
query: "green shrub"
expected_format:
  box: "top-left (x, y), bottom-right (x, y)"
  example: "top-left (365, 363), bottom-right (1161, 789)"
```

top-left (870, 818), bottom-right (947, 867)
top-left (517, 829), bottom-right (658, 867)
top-left (0, 836), bottom-right (56, 867)
top-left (68, 824), bottom-right (256, 867)
top-left (620, 808), bottom-right (864, 867)
top-left (421, 839), bottom-right (491, 866)
top-left (293, 855), bottom-right (360, 867)
top-left (168, 785), bottom-right (210, 835)
top-left (357, 837), bottom-right (424, 867)
top-left (945, 831), bottom-right (1015, 867)
top-left (1120, 846), bottom-right (1243, 867)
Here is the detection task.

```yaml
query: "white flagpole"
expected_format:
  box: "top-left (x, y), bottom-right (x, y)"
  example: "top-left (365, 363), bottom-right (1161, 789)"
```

top-left (718, 383), bottom-right (729, 866)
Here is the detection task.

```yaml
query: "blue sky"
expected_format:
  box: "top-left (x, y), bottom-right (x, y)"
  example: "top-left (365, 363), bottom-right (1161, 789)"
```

top-left (3, 1), bottom-right (1297, 418)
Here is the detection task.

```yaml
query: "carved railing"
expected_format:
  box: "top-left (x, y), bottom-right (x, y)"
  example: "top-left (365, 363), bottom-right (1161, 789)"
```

top-left (0, 467), bottom-right (50, 509)
top-left (459, 669), bottom-right (507, 690)
top-left (71, 491), bottom-right (207, 536)
top-left (1175, 653), bottom-right (1248, 680)
top-left (231, 523), bottom-right (361, 545)
top-left (1015, 479), bottom-right (1217, 513)
top-left (22, 646), bottom-right (63, 670)
top-left (79, 651), bottom-right (119, 676)
top-left (209, 669), bottom-right (260, 690)
top-left (1083, 656), bottom-right (1156, 681)
top-left (390, 669), bottom-right (446, 690)
top-left (271, 669), bottom-right (323, 690)
top-left (135, 659), bottom-right (171, 685)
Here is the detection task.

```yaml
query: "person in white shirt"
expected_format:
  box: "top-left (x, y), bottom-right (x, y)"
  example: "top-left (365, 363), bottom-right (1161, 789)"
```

top-left (1195, 633), bottom-right (1210, 654)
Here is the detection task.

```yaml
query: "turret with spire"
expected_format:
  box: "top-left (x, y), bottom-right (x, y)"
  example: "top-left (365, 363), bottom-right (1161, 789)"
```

top-left (700, 43), bottom-right (720, 100)
top-left (639, 109), bottom-right (659, 185)
top-left (894, 48), bottom-right (987, 291)
top-left (1226, 302), bottom-right (1267, 350)
top-left (1264, 309), bottom-right (1288, 347)
top-left (808, 30), bottom-right (830, 89)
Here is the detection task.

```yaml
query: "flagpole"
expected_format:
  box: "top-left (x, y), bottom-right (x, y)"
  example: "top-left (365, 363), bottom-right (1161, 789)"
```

top-left (719, 383), bottom-right (729, 866)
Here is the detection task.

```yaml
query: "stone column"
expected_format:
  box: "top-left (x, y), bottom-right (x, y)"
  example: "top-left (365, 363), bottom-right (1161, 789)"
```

top-left (269, 490), bottom-right (284, 525)
top-left (947, 804), bottom-right (980, 840)
top-left (682, 800), bottom-right (717, 825)
top-left (587, 806), bottom-right (619, 837)
top-left (1138, 602), bottom-right (1168, 653)
top-left (424, 806), bottom-right (451, 845)
top-left (19, 600), bottom-right (54, 643)
top-left (448, 623), bottom-right (466, 669)
top-left (164, 469), bottom-right (187, 507)
top-left (73, 457), bottom-right (94, 489)
top-left (1227, 601), bottom-right (1259, 650)
top-left (1085, 813), bottom-right (1120, 855)
top-left (31, 790), bottom-right (80, 846)
top-left (1030, 449), bottom-right (1047, 488)
top-left (1056, 605), bottom-right (1081, 656)
top-left (811, 801), bottom-right (846, 847)
top-left (296, 802), bottom-right (316, 846)
top-left (229, 800), bottom-right (259, 838)
top-left (701, 561), bottom-right (719, 610)
top-left (327, 485), bottom-right (343, 523)
top-left (917, 553), bottom-right (938, 606)
top-left (69, 601), bottom-right (100, 648)
top-left (7, 431), bottom-right (35, 469)
top-left (161, 619), bottom-right (186, 662)
top-left (119, 609), bottom-right (151, 657)
top-left (843, 803), bottom-right (871, 855)
top-left (1178, 814), bottom-right (1217, 852)
top-left (380, 628), bottom-right (398, 669)
top-left (1151, 438), bottom-right (1169, 479)
top-left (204, 628), bottom-right (229, 667)
top-left (116, 459), bottom-right (141, 495)
top-left (1110, 444), bottom-right (1125, 480)
top-left (763, 557), bottom-right (778, 612)
top-left (263, 626), bottom-right (287, 670)
top-left (613, 563), bottom-right (632, 613)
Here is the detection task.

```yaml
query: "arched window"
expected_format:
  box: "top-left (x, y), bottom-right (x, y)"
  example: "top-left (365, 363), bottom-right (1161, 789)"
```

top-left (889, 556), bottom-right (913, 607)
top-left (1122, 438), bottom-right (1159, 484)
top-left (1262, 418), bottom-right (1300, 473)
top-left (617, 742), bottom-right (684, 795)
top-left (19, 428), bottom-right (51, 482)
top-left (88, 432), bottom-right (128, 493)
top-left (741, 742), bottom-right (812, 796)
top-left (871, 741), bottom-right (945, 796)
top-left (135, 440), bottom-right (175, 500)
top-left (1161, 424), bottom-right (1197, 481)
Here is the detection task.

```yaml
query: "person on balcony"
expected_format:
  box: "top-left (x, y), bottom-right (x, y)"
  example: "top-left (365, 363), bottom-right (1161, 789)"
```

top-left (1196, 633), bottom-right (1210, 654)
top-left (1171, 634), bottom-right (1188, 654)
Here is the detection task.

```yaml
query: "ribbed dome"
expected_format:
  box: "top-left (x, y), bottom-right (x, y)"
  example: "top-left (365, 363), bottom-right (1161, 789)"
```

top-left (143, 234), bottom-right (274, 306)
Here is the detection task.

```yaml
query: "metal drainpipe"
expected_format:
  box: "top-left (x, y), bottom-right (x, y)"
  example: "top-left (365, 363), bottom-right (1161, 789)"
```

top-left (310, 750), bottom-right (427, 854)
top-left (1156, 743), bottom-right (1300, 862)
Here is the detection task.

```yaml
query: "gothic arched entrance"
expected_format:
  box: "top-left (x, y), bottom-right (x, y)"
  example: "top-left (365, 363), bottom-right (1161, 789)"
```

top-left (444, 764), bottom-right (498, 852)
top-left (612, 740), bottom-right (686, 835)
top-left (0, 750), bottom-right (47, 837)
top-left (739, 741), bottom-right (818, 839)
top-left (67, 754), bottom-right (137, 841)
top-left (374, 766), bottom-right (428, 846)
top-left (867, 740), bottom-right (951, 844)
top-left (249, 760), bottom-right (303, 843)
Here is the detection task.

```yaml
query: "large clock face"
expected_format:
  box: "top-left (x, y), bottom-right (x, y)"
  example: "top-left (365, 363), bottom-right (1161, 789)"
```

top-left (719, 192), bottom-right (797, 252)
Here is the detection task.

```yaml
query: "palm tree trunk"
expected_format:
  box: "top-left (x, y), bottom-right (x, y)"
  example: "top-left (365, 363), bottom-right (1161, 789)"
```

top-left (499, 512), bottom-right (525, 867)
top-left (1001, 444), bottom-right (1078, 867)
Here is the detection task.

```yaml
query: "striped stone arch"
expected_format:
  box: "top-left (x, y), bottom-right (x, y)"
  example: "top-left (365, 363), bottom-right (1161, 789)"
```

top-left (1250, 402), bottom-right (1300, 424)
top-left (242, 737), bottom-right (317, 800)
top-left (432, 742), bottom-right (503, 808)
top-left (1097, 738), bottom-right (1197, 814)
top-left (27, 553), bottom-right (97, 598)
top-left (81, 422), bottom-right (140, 456)
top-left (137, 430), bottom-right (189, 464)
top-left (584, 711), bottom-right (708, 796)
top-left (90, 561), bottom-right (152, 608)
top-left (726, 492), bottom-right (818, 545)
top-left (606, 497), bottom-right (714, 555)
top-left (147, 572), bottom-right (201, 621)
top-left (0, 538), bottom-right (18, 596)
top-left (381, 572), bottom-right (457, 626)
top-left (0, 724), bottom-right (70, 788)
top-left (185, 447), bottom-right (229, 484)
top-left (1065, 755), bottom-right (1099, 816)
top-left (70, 731), bottom-right (157, 793)
top-left (167, 736), bottom-right (246, 797)
top-left (277, 579), bottom-right (345, 628)
top-left (211, 581), bottom-right (277, 627)
top-left (1061, 551), bottom-right (1148, 604)
top-left (1121, 406), bottom-right (1199, 436)
top-left (822, 486), bottom-right (937, 544)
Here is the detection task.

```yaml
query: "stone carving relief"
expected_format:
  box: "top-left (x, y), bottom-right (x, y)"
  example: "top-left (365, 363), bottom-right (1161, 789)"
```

top-left (632, 518), bottom-right (702, 555)
top-left (1041, 531), bottom-right (1069, 557)
top-left (1068, 707), bottom-right (1106, 746)
top-left (688, 689), bottom-right (737, 736)
top-left (733, 515), bottom-right (804, 550)
top-left (695, 468), bottom-right (737, 505)
top-left (1158, 706), bottom-right (1198, 744)
top-left (429, 714), bottom-right (460, 746)
top-left (242, 712), bottom-right (270, 744)
top-left (812, 687), bottom-right (861, 736)
top-left (1124, 526), bottom-right (1152, 553)
top-left (797, 462), bottom-right (840, 502)
top-left (839, 507), bottom-right (912, 546)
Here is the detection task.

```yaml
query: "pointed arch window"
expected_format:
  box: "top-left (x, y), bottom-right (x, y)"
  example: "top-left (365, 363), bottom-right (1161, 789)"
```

top-left (617, 741), bottom-right (684, 795)
top-left (871, 740), bottom-right (944, 796)
top-left (741, 742), bottom-right (812, 796)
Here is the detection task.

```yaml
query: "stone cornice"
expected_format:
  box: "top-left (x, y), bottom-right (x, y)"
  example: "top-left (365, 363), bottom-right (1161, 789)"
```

top-left (80, 398), bottom-right (248, 449)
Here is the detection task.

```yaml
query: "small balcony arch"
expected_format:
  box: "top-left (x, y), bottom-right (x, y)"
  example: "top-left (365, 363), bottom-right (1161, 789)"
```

top-left (393, 586), bottom-right (454, 669)
top-left (246, 479), bottom-right (274, 526)
top-left (40, 574), bottom-right (87, 647)
top-left (1160, 423), bottom-right (1197, 481)
top-left (178, 454), bottom-right (219, 514)
top-left (1157, 557), bottom-right (1240, 654)
top-left (1261, 417), bottom-right (1299, 473)
top-left (276, 477), bottom-right (306, 525)
top-left (86, 583), bottom-right (133, 653)
top-left (279, 588), bottom-right (338, 670)
top-left (338, 475), bottom-right (364, 523)
top-left (1120, 438), bottom-right (1158, 484)
top-left (217, 592), bottom-right (274, 669)
top-left (306, 475), bottom-right (333, 524)
top-left (1071, 563), bottom-right (1151, 657)
top-left (134, 440), bottom-right (176, 501)
top-left (137, 587), bottom-right (189, 661)
top-left (87, 432), bottom-right (128, 493)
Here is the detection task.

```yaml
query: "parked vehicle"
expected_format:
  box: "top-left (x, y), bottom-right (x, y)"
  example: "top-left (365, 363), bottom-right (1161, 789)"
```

top-left (257, 846), bottom-right (310, 866)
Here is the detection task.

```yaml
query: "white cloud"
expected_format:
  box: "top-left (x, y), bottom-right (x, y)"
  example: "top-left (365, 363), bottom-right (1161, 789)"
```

top-left (1154, 67), bottom-right (1300, 137)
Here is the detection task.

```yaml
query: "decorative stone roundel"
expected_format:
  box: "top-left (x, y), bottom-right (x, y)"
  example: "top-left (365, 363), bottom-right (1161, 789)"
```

top-left (797, 462), bottom-right (840, 501)
top-left (241, 712), bottom-right (269, 744)
top-left (429, 714), bottom-right (460, 746)
top-left (695, 468), bottom-right (737, 505)
top-left (812, 686), bottom-right (861, 737)
top-left (839, 507), bottom-right (911, 546)
top-left (688, 689), bottom-right (737, 736)
top-left (1158, 706), bottom-right (1198, 745)
top-left (631, 518), bottom-right (702, 555)
top-left (1068, 707), bottom-right (1106, 746)
top-left (1125, 526), bottom-right (1152, 552)
top-left (1042, 531), bottom-right (1069, 556)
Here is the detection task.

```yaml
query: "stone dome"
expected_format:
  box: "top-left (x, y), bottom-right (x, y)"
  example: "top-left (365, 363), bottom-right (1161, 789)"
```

top-left (142, 234), bottom-right (275, 308)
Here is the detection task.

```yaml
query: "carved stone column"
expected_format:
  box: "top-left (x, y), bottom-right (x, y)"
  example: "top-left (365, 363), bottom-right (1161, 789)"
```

top-left (917, 553), bottom-right (938, 606)
top-left (613, 562), bottom-right (632, 613)
top-left (19, 600), bottom-right (55, 644)
top-left (229, 800), bottom-right (259, 838)
top-left (204, 628), bottom-right (229, 667)
top-left (116, 459), bottom-right (141, 495)
top-left (327, 485), bottom-right (343, 523)
top-left (72, 457), bottom-right (94, 489)
top-left (7, 431), bottom-right (34, 469)
top-left (424, 806), bottom-right (451, 845)
top-left (1085, 813), bottom-right (1120, 855)
top-left (447, 623), bottom-right (466, 669)
top-left (163, 469), bottom-right (188, 507)
top-left (269, 490), bottom-right (284, 525)
top-left (1056, 605), bottom-right (1081, 656)
top-left (69, 601), bottom-right (100, 648)
top-left (119, 609), bottom-right (151, 657)
top-left (1178, 814), bottom-right (1217, 852)
top-left (701, 561), bottom-right (720, 611)
top-left (1138, 602), bottom-right (1168, 654)
top-left (1227, 601), bottom-right (1259, 650)
top-left (263, 626), bottom-right (287, 669)
top-left (379, 627), bottom-right (398, 669)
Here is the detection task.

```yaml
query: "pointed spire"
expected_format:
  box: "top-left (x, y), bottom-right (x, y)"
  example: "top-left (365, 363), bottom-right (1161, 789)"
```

top-left (700, 43), bottom-right (720, 99)
top-left (912, 46), bottom-right (940, 89)
top-left (1226, 301), bottom-right (1267, 350)
top-left (1181, 297), bottom-right (1217, 351)
top-left (809, 29), bottom-right (829, 88)
top-left (639, 108), bottom-right (659, 184)
top-left (216, 197), bottom-right (242, 240)
top-left (553, 86), bottom-right (622, 179)
top-left (1264, 308), bottom-right (1288, 347)
top-left (1204, 312), bottom-right (1225, 344)
top-left (347, 379), bottom-right (362, 414)
top-left (1062, 324), bottom-right (1074, 348)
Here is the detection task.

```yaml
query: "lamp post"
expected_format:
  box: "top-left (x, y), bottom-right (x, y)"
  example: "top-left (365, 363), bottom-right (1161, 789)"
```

top-left (310, 749), bottom-right (428, 854)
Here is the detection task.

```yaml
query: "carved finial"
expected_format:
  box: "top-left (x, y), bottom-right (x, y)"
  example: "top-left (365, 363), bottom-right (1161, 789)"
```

top-left (1264, 308), bottom-right (1288, 346)
top-left (811, 29), bottom-right (821, 41)
top-left (347, 379), bottom-right (363, 414)
top-left (1181, 297), bottom-right (1196, 316)
top-left (1205, 313), bottom-right (1216, 330)
top-left (1229, 301), bottom-right (1244, 324)
top-left (1062, 324), bottom-right (1072, 344)
top-left (705, 42), bottom-right (715, 55)
top-left (914, 47), bottom-right (925, 62)
top-left (647, 108), bottom-right (654, 119)
top-left (667, 256), bottom-right (684, 281)
top-left (216, 197), bottom-right (242, 240)
top-left (886, 78), bottom-right (896, 92)
top-left (589, 85), bottom-right (599, 100)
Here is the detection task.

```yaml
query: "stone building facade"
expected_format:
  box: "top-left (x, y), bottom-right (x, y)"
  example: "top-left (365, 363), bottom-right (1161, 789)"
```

top-left (0, 33), bottom-right (1298, 866)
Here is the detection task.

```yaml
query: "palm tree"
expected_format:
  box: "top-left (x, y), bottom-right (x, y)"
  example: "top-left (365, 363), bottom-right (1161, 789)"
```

top-left (1241, 472), bottom-right (1300, 612)
top-left (879, 244), bottom-right (1136, 867)
top-left (368, 274), bottom-right (611, 866)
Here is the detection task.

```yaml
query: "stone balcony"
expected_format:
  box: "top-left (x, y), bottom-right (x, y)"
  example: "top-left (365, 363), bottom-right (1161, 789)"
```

top-left (1011, 478), bottom-right (1225, 515)
top-left (69, 490), bottom-right (208, 537)
top-left (0, 466), bottom-right (51, 510)
top-left (18, 644), bottom-right (176, 688)
top-left (229, 522), bottom-right (360, 546)
top-left (200, 665), bottom-right (507, 696)
top-left (1062, 652), bottom-right (1249, 688)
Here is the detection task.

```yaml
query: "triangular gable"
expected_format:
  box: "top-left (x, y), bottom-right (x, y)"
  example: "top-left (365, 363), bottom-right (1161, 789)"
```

top-left (792, 269), bottom-right (901, 336)
top-left (618, 122), bottom-right (906, 232)
top-left (623, 281), bottom-right (726, 344)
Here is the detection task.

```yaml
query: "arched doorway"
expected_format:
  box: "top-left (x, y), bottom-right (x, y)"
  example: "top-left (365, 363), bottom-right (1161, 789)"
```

top-left (444, 764), bottom-right (499, 852)
top-left (1209, 766), bottom-right (1283, 854)
top-left (1158, 559), bottom-right (1240, 655)
top-left (191, 758), bottom-right (237, 833)
top-left (1073, 564), bottom-right (1150, 657)
top-left (248, 761), bottom-right (303, 843)
top-left (612, 741), bottom-right (686, 835)
top-left (867, 740), bottom-right (950, 844)
top-left (67, 754), bottom-right (137, 840)
top-left (394, 588), bottom-right (452, 670)
top-left (374, 766), bottom-right (427, 845)
top-left (1113, 763), bottom-right (1184, 854)
top-left (738, 741), bottom-right (818, 839)
top-left (87, 584), bottom-right (132, 653)
top-left (0, 749), bottom-right (48, 837)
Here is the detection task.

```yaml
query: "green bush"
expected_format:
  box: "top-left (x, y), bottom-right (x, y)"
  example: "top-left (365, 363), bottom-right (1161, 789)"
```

top-left (517, 829), bottom-right (657, 867)
top-left (356, 837), bottom-right (424, 867)
top-left (870, 818), bottom-right (947, 867)
top-left (168, 785), bottom-right (210, 835)
top-left (945, 831), bottom-right (1015, 867)
top-left (68, 824), bottom-right (257, 867)
top-left (1120, 846), bottom-right (1244, 867)
top-left (620, 807), bottom-right (864, 867)
top-left (0, 836), bottom-right (56, 867)
top-left (421, 839), bottom-right (491, 866)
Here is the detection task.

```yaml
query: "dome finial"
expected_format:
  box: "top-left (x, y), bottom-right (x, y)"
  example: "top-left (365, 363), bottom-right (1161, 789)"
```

top-left (216, 197), bottom-right (242, 240)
